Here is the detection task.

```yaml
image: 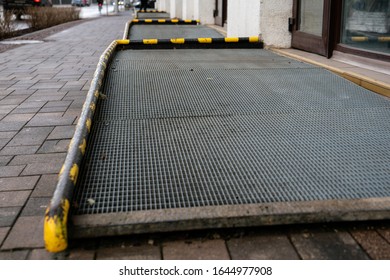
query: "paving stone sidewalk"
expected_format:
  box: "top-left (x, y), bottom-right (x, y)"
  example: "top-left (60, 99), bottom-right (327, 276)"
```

top-left (0, 11), bottom-right (132, 259)
top-left (1, 10), bottom-right (390, 260)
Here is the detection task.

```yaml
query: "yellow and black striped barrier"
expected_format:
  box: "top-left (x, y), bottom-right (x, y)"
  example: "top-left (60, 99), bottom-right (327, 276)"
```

top-left (44, 41), bottom-right (118, 253)
top-left (117, 36), bottom-right (263, 49)
top-left (137, 10), bottom-right (165, 13)
top-left (131, 19), bottom-right (200, 25)
top-left (350, 36), bottom-right (390, 42)
top-left (123, 19), bottom-right (201, 40)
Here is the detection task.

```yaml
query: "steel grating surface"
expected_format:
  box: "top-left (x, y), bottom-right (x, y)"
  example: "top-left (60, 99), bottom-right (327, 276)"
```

top-left (74, 49), bottom-right (390, 216)
top-left (136, 12), bottom-right (171, 19)
top-left (129, 25), bottom-right (224, 40)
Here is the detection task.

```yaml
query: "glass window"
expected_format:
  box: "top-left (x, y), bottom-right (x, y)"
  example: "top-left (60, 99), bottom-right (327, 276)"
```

top-left (341, 0), bottom-right (390, 54)
top-left (299, 0), bottom-right (324, 36)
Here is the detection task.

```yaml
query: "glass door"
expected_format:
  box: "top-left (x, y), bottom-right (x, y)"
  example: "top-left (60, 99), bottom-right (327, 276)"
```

top-left (291, 0), bottom-right (332, 57)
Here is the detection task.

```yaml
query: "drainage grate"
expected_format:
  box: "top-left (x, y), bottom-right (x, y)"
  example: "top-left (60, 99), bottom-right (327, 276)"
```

top-left (73, 49), bottom-right (390, 217)
top-left (129, 25), bottom-right (224, 40)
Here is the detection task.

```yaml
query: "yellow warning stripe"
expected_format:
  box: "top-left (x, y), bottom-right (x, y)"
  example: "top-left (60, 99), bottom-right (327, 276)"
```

top-left (143, 39), bottom-right (158, 44)
top-left (225, 37), bottom-right (239, 43)
top-left (198, 38), bottom-right (212, 43)
top-left (44, 199), bottom-right (70, 252)
top-left (171, 38), bottom-right (185, 44)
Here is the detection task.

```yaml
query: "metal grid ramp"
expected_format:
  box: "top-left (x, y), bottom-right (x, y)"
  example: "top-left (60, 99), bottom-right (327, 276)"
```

top-left (75, 110), bottom-right (390, 215)
top-left (129, 25), bottom-right (224, 40)
top-left (136, 12), bottom-right (171, 19)
top-left (72, 48), bottom-right (390, 234)
top-left (99, 49), bottom-right (389, 121)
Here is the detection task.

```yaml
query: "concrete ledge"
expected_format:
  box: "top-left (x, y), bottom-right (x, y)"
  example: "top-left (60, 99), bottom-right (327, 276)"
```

top-left (272, 48), bottom-right (390, 98)
top-left (71, 197), bottom-right (390, 239)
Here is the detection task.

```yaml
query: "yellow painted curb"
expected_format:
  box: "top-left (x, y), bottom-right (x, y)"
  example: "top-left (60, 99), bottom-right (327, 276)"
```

top-left (225, 37), bottom-right (239, 43)
top-left (272, 49), bottom-right (390, 98)
top-left (198, 38), bottom-right (212, 43)
top-left (171, 38), bottom-right (185, 44)
top-left (116, 39), bottom-right (130, 45)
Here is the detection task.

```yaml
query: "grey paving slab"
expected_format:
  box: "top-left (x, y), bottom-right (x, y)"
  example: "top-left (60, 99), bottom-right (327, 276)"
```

top-left (0, 95), bottom-right (29, 105)
top-left (12, 107), bottom-right (41, 114)
top-left (377, 225), bottom-right (390, 244)
top-left (0, 165), bottom-right (25, 177)
top-left (21, 161), bottom-right (64, 176)
top-left (163, 239), bottom-right (230, 260)
top-left (0, 121), bottom-right (26, 132)
top-left (0, 145), bottom-right (40, 156)
top-left (0, 191), bottom-right (31, 207)
top-left (39, 106), bottom-right (69, 113)
top-left (28, 249), bottom-right (55, 260)
top-left (47, 125), bottom-right (75, 140)
top-left (6, 127), bottom-right (53, 146)
top-left (25, 92), bottom-right (66, 102)
top-left (26, 113), bottom-right (76, 127)
top-left (290, 228), bottom-right (369, 260)
top-left (66, 249), bottom-right (95, 260)
top-left (0, 156), bottom-right (12, 166)
top-left (0, 139), bottom-right (7, 150)
top-left (1, 113), bottom-right (34, 123)
top-left (37, 140), bottom-right (70, 154)
top-left (21, 197), bottom-right (51, 217)
top-left (0, 227), bottom-right (10, 246)
top-left (0, 176), bottom-right (39, 191)
top-left (0, 207), bottom-right (20, 227)
top-left (9, 153), bottom-right (66, 165)
top-left (96, 245), bottom-right (161, 260)
top-left (31, 174), bottom-right (58, 198)
top-left (349, 227), bottom-right (390, 259)
top-left (0, 131), bottom-right (17, 140)
top-left (227, 233), bottom-right (300, 260)
top-left (16, 101), bottom-right (45, 109)
top-left (0, 105), bottom-right (17, 115)
top-left (0, 250), bottom-right (29, 260)
top-left (2, 216), bottom-right (44, 250)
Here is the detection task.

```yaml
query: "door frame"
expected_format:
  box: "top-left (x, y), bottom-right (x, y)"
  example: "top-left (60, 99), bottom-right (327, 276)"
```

top-left (214, 0), bottom-right (227, 27)
top-left (291, 0), bottom-right (332, 58)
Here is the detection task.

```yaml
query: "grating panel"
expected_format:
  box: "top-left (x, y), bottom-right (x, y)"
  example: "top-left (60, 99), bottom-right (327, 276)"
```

top-left (97, 67), bottom-right (390, 121)
top-left (114, 49), bottom-right (280, 61)
top-left (73, 48), bottom-right (390, 217)
top-left (129, 25), bottom-right (224, 40)
top-left (75, 110), bottom-right (390, 214)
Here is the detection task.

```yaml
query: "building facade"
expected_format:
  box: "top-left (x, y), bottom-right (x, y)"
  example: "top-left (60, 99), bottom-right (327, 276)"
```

top-left (155, 0), bottom-right (390, 61)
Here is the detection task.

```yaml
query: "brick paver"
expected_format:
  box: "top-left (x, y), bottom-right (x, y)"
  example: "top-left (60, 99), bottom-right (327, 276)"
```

top-left (163, 239), bottom-right (230, 260)
top-left (289, 226), bottom-right (369, 260)
top-left (0, 11), bottom-right (132, 255)
top-left (227, 232), bottom-right (300, 260)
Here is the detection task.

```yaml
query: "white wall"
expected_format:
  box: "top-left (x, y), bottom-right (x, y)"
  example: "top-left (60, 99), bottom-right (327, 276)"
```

top-left (156, 0), bottom-right (170, 13)
top-left (227, 0), bottom-right (261, 37)
top-left (169, 0), bottom-right (183, 19)
top-left (183, 0), bottom-right (196, 20)
top-left (260, 0), bottom-right (292, 48)
top-left (194, 0), bottom-right (215, 24)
